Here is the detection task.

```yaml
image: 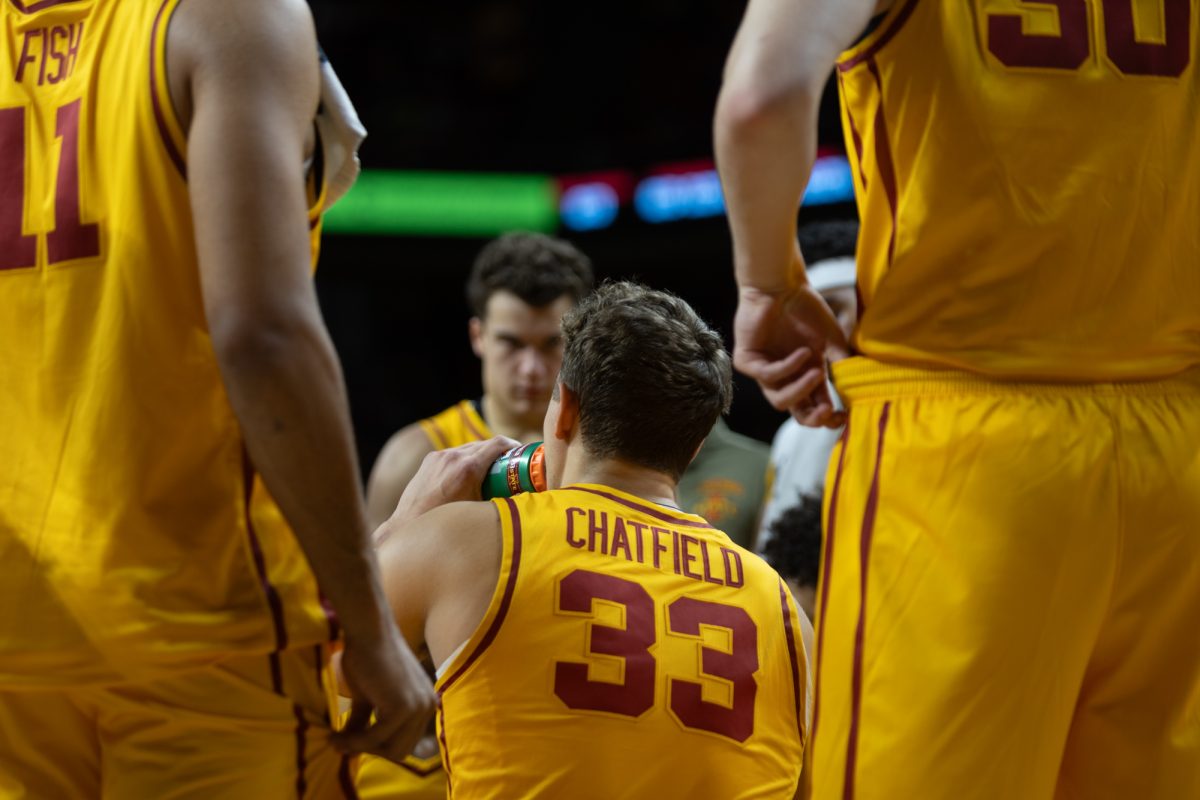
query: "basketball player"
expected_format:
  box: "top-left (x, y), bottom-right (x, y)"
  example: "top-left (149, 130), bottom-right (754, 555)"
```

top-left (372, 282), bottom-right (809, 799)
top-left (0, 0), bottom-right (432, 796)
top-left (366, 232), bottom-right (594, 529)
top-left (716, 1), bottom-right (1200, 798)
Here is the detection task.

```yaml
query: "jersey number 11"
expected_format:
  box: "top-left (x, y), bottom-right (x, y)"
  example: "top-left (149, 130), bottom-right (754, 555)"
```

top-left (0, 99), bottom-right (100, 271)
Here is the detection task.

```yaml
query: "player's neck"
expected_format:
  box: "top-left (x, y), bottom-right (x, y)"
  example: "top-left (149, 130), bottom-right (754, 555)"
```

top-left (559, 452), bottom-right (680, 510)
top-left (480, 394), bottom-right (543, 443)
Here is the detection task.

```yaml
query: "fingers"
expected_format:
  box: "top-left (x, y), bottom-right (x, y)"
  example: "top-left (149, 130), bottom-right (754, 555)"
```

top-left (745, 347), bottom-right (813, 386)
top-left (369, 703), bottom-right (437, 764)
top-left (735, 344), bottom-right (846, 429)
top-left (793, 403), bottom-right (847, 429)
top-left (332, 694), bottom-right (437, 764)
top-left (470, 436), bottom-right (523, 465)
top-left (759, 366), bottom-right (828, 414)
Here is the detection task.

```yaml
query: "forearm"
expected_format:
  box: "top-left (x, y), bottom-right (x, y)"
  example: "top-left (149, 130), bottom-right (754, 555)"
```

top-left (715, 77), bottom-right (820, 295)
top-left (218, 317), bottom-right (390, 642)
top-left (716, 0), bottom-right (880, 294)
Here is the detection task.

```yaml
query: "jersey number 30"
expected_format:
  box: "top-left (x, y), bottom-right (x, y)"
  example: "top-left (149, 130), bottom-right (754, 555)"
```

top-left (988, 0), bottom-right (1190, 76)
top-left (553, 569), bottom-right (758, 743)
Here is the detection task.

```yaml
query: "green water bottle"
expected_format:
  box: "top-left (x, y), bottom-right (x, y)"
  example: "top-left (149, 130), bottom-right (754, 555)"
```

top-left (481, 441), bottom-right (547, 500)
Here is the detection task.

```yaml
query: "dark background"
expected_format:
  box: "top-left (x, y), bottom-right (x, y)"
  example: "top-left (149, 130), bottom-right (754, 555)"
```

top-left (307, 1), bottom-right (854, 474)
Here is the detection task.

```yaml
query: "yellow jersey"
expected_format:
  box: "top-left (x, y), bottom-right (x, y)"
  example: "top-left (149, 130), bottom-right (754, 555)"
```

top-left (356, 752), bottom-right (445, 800)
top-left (435, 486), bottom-right (806, 799)
top-left (0, 0), bottom-right (330, 686)
top-left (418, 399), bottom-right (492, 450)
top-left (836, 0), bottom-right (1200, 380)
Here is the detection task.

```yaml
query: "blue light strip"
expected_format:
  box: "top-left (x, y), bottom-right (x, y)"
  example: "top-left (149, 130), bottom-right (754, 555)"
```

top-left (559, 154), bottom-right (855, 232)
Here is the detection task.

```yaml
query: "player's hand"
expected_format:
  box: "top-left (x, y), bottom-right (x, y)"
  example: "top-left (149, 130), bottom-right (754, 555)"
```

top-left (333, 621), bottom-right (437, 764)
top-left (389, 436), bottom-right (519, 524)
top-left (733, 270), bottom-right (849, 429)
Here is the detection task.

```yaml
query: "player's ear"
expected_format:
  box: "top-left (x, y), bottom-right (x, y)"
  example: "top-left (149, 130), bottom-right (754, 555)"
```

top-left (468, 317), bottom-right (484, 358)
top-left (554, 382), bottom-right (580, 441)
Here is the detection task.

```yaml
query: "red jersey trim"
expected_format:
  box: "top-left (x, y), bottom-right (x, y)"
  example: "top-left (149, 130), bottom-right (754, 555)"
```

top-left (338, 754), bottom-right (360, 799)
top-left (779, 581), bottom-right (806, 741)
top-left (397, 756), bottom-right (444, 778)
top-left (437, 702), bottom-right (452, 787)
top-left (6, 0), bottom-right (86, 13)
top-left (241, 450), bottom-right (289, 692)
top-left (292, 704), bottom-right (309, 798)
top-left (457, 401), bottom-right (489, 442)
top-left (149, 0), bottom-right (187, 178)
top-left (837, 0), bottom-right (920, 72)
top-left (865, 58), bottom-right (900, 267)
top-left (422, 418), bottom-right (451, 450)
top-left (838, 70), bottom-right (868, 194)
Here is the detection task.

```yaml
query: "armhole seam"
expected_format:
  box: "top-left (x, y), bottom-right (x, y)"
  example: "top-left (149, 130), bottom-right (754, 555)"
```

top-left (837, 0), bottom-right (921, 72)
top-left (434, 498), bottom-right (519, 695)
top-left (149, 0), bottom-right (188, 177)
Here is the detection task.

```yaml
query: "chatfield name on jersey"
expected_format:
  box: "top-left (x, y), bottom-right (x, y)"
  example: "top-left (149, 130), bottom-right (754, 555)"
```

top-left (565, 506), bottom-right (746, 588)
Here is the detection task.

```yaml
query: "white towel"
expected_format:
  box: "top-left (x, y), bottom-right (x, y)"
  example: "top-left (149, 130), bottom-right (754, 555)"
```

top-left (314, 51), bottom-right (367, 210)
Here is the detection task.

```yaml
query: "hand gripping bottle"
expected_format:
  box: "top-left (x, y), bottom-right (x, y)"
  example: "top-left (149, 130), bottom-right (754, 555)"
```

top-left (481, 442), bottom-right (547, 500)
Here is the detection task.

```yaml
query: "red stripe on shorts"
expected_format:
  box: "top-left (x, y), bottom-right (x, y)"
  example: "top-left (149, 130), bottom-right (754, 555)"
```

top-left (810, 416), bottom-right (851, 752)
top-left (844, 403), bottom-right (891, 800)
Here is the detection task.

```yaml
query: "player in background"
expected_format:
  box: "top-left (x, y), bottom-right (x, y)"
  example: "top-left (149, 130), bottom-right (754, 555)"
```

top-left (0, 0), bottom-right (432, 796)
top-left (366, 232), bottom-right (593, 529)
top-left (677, 415), bottom-right (771, 549)
top-left (372, 282), bottom-right (808, 799)
top-left (761, 493), bottom-right (823, 622)
top-left (716, 1), bottom-right (1200, 798)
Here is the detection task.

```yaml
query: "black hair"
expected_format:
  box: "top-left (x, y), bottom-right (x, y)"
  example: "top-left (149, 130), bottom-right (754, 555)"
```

top-left (762, 493), bottom-right (823, 589)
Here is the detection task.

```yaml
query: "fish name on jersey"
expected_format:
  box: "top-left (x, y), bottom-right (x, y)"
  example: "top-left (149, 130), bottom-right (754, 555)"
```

top-left (564, 507), bottom-right (745, 588)
top-left (14, 23), bottom-right (84, 86)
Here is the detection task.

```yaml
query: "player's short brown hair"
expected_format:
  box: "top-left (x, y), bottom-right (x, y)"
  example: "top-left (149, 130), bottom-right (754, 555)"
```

top-left (559, 282), bottom-right (733, 480)
top-left (466, 232), bottom-right (594, 318)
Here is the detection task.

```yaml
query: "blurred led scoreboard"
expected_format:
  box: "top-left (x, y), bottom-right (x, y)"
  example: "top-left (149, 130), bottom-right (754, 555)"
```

top-left (324, 152), bottom-right (854, 237)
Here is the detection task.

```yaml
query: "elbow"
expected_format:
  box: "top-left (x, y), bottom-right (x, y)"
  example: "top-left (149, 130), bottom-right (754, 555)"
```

top-left (715, 76), bottom-right (818, 142)
top-left (716, 41), bottom-right (828, 138)
top-left (208, 309), bottom-right (322, 376)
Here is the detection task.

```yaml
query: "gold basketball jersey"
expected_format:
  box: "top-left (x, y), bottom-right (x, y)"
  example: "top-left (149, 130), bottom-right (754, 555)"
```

top-left (356, 752), bottom-right (445, 800)
top-left (0, 0), bottom-right (331, 686)
top-left (837, 0), bottom-right (1200, 380)
top-left (435, 486), bottom-right (806, 799)
top-left (418, 400), bottom-right (492, 450)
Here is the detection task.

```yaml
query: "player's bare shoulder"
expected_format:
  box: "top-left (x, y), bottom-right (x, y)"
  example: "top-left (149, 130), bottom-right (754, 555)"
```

top-left (164, 0), bottom-right (319, 132)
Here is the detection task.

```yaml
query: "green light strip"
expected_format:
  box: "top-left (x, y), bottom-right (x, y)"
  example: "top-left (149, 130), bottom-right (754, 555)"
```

top-left (323, 170), bottom-right (558, 236)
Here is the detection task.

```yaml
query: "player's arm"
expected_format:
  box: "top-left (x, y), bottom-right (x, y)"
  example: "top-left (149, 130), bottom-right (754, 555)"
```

top-left (375, 500), bottom-right (504, 666)
top-left (714, 0), bottom-right (881, 427)
top-left (372, 438), bottom-right (515, 661)
top-left (365, 424), bottom-right (437, 532)
top-left (169, 0), bottom-right (433, 761)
